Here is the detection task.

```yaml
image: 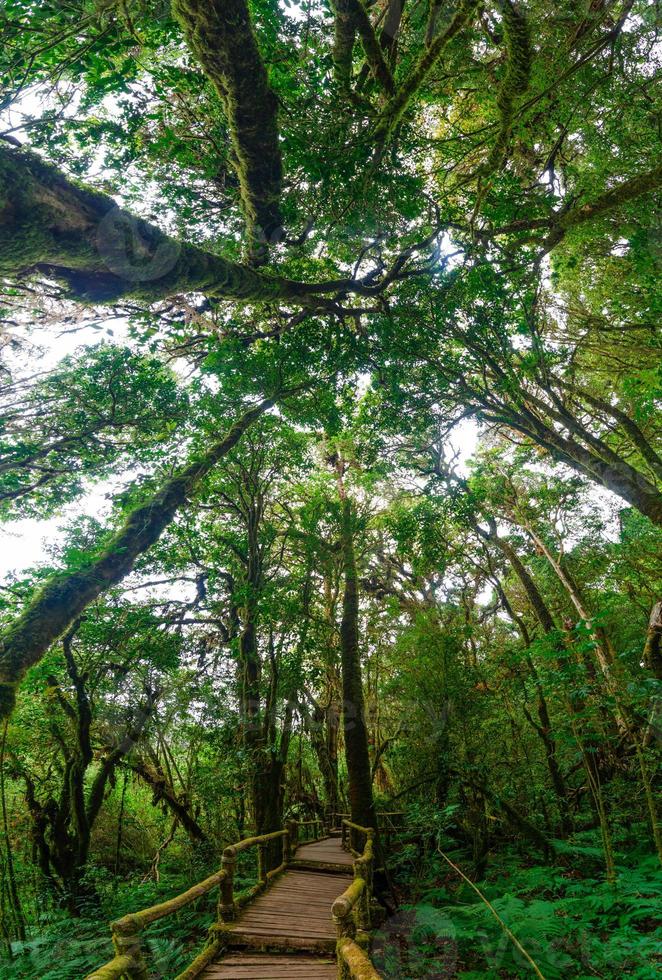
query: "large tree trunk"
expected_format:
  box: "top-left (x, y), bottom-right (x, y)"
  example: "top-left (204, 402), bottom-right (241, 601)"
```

top-left (172, 0), bottom-right (283, 260)
top-left (506, 403), bottom-right (662, 527)
top-left (643, 601), bottom-right (662, 681)
top-left (523, 525), bottom-right (617, 684)
top-left (338, 486), bottom-right (377, 835)
top-left (0, 399), bottom-right (272, 719)
top-left (494, 577), bottom-right (572, 837)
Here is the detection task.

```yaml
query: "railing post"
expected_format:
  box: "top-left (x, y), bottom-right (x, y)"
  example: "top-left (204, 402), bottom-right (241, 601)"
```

top-left (341, 821), bottom-right (348, 851)
top-left (286, 818), bottom-right (297, 852)
top-left (354, 863), bottom-right (371, 937)
top-left (283, 827), bottom-right (291, 865)
top-left (336, 939), bottom-right (352, 980)
top-left (257, 841), bottom-right (267, 885)
top-left (111, 916), bottom-right (149, 980)
top-left (219, 846), bottom-right (236, 921)
top-left (333, 908), bottom-right (355, 942)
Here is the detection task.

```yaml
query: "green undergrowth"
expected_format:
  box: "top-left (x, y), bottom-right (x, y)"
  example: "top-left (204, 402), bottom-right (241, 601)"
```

top-left (0, 860), bottom-right (257, 980)
top-left (381, 816), bottom-right (662, 978)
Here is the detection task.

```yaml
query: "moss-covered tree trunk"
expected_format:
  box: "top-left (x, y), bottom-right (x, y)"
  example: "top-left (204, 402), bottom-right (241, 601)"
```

top-left (0, 147), bottom-right (304, 304)
top-left (337, 474), bottom-right (377, 837)
top-left (171, 0), bottom-right (283, 261)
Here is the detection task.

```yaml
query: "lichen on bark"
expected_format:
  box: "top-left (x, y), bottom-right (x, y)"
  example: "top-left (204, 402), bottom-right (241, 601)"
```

top-left (171, 0), bottom-right (284, 262)
top-left (0, 146), bottom-right (304, 304)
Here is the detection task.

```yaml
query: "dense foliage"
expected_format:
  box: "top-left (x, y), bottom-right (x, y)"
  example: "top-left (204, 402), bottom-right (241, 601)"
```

top-left (0, 0), bottom-right (660, 977)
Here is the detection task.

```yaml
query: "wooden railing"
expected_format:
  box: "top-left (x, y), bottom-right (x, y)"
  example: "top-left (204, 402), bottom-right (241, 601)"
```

top-left (288, 816), bottom-right (325, 842)
top-left (85, 826), bottom-right (294, 980)
top-left (334, 810), bottom-right (403, 842)
top-left (86, 816), bottom-right (383, 980)
top-left (332, 820), bottom-right (381, 980)
top-left (218, 828), bottom-right (290, 919)
top-left (85, 865), bottom-right (230, 980)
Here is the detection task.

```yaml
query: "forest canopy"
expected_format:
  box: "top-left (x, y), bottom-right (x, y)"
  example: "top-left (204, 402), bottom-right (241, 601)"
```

top-left (0, 1), bottom-right (660, 978)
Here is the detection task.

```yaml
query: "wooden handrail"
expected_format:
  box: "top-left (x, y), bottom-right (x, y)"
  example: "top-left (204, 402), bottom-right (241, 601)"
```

top-left (332, 810), bottom-right (404, 823)
top-left (332, 877), bottom-right (366, 921)
top-left (87, 818), bottom-right (384, 980)
top-left (333, 819), bottom-right (377, 978)
top-left (288, 816), bottom-right (325, 844)
top-left (337, 937), bottom-right (382, 980)
top-left (222, 829), bottom-right (287, 857)
top-left (85, 828), bottom-right (292, 980)
top-left (117, 868), bottom-right (228, 930)
top-left (341, 817), bottom-right (375, 856)
top-left (342, 819), bottom-right (374, 834)
top-left (86, 954), bottom-right (136, 980)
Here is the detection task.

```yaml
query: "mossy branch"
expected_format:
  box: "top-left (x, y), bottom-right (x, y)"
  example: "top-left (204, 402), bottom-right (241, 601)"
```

top-left (0, 145), bottom-right (301, 303)
top-left (349, 0), bottom-right (395, 95)
top-left (172, 0), bottom-right (283, 261)
top-left (0, 399), bottom-right (273, 720)
top-left (481, 0), bottom-right (532, 175)
top-left (472, 163), bottom-right (662, 249)
top-left (331, 0), bottom-right (359, 91)
top-left (373, 0), bottom-right (480, 142)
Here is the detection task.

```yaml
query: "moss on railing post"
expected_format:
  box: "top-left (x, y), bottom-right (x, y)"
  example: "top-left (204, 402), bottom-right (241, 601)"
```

top-left (285, 819), bottom-right (297, 853)
top-left (110, 915), bottom-right (149, 980)
top-left (337, 937), bottom-right (382, 980)
top-left (173, 924), bottom-right (225, 980)
top-left (283, 826), bottom-right (291, 865)
top-left (353, 857), bottom-right (372, 940)
top-left (257, 841), bottom-right (267, 885)
top-left (337, 945), bottom-right (351, 980)
top-left (219, 846), bottom-right (236, 921)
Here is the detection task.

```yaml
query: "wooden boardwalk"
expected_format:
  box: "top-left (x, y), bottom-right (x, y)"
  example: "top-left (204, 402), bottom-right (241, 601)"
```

top-left (292, 838), bottom-right (354, 868)
top-left (201, 838), bottom-right (352, 979)
top-left (202, 953), bottom-right (336, 978)
top-left (86, 822), bottom-right (387, 980)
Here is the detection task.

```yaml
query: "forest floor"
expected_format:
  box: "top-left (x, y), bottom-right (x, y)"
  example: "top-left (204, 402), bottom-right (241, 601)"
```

top-left (2, 827), bottom-right (660, 979)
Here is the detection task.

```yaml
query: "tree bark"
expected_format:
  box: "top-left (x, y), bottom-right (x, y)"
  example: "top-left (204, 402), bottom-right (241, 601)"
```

top-left (172, 0), bottom-right (283, 259)
top-left (337, 480), bottom-right (377, 834)
top-left (643, 601), bottom-right (662, 681)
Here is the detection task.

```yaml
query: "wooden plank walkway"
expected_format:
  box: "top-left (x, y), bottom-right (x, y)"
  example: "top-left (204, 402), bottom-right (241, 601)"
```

top-left (202, 838), bottom-right (352, 979)
top-left (202, 953), bottom-right (336, 978)
top-left (293, 839), bottom-right (353, 867)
